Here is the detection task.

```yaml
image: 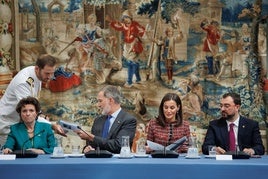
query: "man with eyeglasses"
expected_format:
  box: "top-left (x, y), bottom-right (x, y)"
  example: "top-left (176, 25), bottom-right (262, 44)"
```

top-left (202, 92), bottom-right (264, 156)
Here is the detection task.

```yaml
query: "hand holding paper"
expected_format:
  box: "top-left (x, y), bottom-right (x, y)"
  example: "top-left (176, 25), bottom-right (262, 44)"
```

top-left (58, 120), bottom-right (80, 135)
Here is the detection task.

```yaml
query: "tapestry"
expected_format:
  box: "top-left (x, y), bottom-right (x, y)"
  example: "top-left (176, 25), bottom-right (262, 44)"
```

top-left (4, 0), bottom-right (267, 152)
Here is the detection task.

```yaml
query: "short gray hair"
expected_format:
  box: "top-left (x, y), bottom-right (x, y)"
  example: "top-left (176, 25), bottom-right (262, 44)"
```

top-left (100, 85), bottom-right (122, 104)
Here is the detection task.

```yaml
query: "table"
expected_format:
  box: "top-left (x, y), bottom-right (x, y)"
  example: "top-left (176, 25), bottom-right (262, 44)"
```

top-left (1, 154), bottom-right (268, 179)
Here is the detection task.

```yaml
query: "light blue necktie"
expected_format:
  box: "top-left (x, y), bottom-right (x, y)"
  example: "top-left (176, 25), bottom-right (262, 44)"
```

top-left (102, 115), bottom-right (112, 138)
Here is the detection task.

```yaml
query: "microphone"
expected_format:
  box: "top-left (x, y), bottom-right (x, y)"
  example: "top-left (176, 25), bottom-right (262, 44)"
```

top-left (225, 145), bottom-right (250, 159)
top-left (166, 136), bottom-right (187, 151)
top-left (77, 126), bottom-right (113, 158)
top-left (77, 126), bottom-right (91, 139)
top-left (13, 129), bottom-right (45, 158)
top-left (21, 129), bottom-right (45, 154)
top-left (151, 136), bottom-right (187, 158)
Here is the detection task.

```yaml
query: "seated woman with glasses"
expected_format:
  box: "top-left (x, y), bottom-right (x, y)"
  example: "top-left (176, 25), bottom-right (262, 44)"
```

top-left (146, 93), bottom-right (190, 154)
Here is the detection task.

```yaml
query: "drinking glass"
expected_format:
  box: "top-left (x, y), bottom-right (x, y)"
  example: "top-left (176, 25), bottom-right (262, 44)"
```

top-left (72, 145), bottom-right (80, 154)
top-left (120, 136), bottom-right (131, 157)
top-left (208, 145), bottom-right (216, 156)
top-left (187, 147), bottom-right (198, 157)
top-left (53, 146), bottom-right (64, 157)
top-left (136, 138), bottom-right (146, 155)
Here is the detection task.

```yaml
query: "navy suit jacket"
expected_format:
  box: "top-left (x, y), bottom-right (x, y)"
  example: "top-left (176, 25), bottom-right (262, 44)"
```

top-left (202, 116), bottom-right (264, 155)
top-left (86, 109), bottom-right (137, 154)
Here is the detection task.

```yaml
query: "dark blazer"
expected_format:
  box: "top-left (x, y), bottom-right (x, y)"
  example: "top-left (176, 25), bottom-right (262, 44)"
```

top-left (86, 109), bottom-right (137, 154)
top-left (202, 116), bottom-right (264, 155)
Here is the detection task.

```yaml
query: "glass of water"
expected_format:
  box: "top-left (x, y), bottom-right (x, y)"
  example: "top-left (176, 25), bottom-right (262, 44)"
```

top-left (53, 146), bottom-right (64, 157)
top-left (208, 146), bottom-right (216, 157)
top-left (120, 136), bottom-right (131, 158)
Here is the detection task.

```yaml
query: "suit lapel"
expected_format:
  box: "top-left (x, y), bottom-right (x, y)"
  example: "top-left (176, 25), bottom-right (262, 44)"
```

top-left (219, 119), bottom-right (229, 149)
top-left (108, 111), bottom-right (124, 138)
top-left (237, 117), bottom-right (246, 146)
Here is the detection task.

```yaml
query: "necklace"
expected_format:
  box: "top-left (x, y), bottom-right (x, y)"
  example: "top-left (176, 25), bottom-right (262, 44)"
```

top-left (27, 129), bottom-right (34, 134)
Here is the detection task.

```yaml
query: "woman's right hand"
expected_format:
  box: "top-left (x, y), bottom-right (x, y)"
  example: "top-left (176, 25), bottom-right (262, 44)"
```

top-left (3, 148), bottom-right (12, 154)
top-left (145, 146), bottom-right (153, 153)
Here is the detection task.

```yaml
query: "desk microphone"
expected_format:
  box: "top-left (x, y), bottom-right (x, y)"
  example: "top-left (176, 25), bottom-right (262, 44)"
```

top-left (13, 129), bottom-right (45, 158)
top-left (151, 136), bottom-right (187, 158)
top-left (77, 126), bottom-right (113, 158)
top-left (77, 126), bottom-right (91, 139)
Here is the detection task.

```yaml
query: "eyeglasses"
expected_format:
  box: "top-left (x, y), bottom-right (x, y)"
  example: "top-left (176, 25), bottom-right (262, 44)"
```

top-left (168, 124), bottom-right (173, 144)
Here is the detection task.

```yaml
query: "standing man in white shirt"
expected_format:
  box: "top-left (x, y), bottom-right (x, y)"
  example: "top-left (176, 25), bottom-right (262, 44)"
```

top-left (0, 54), bottom-right (66, 146)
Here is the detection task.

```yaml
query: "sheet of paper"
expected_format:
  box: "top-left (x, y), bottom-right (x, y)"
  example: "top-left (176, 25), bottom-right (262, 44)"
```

top-left (0, 154), bottom-right (16, 160)
top-left (216, 155), bottom-right (233, 160)
top-left (147, 140), bottom-right (165, 150)
top-left (58, 120), bottom-right (80, 135)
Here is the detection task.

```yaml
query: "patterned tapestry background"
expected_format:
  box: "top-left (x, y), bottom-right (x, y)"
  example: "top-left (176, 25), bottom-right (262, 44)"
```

top-left (2, 0), bottom-right (267, 152)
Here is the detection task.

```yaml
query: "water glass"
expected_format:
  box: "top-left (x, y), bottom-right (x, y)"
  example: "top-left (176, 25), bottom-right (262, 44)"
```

top-left (208, 146), bottom-right (216, 156)
top-left (136, 138), bottom-right (146, 155)
top-left (53, 146), bottom-right (64, 157)
top-left (120, 136), bottom-right (131, 157)
top-left (72, 145), bottom-right (80, 154)
top-left (187, 147), bottom-right (198, 157)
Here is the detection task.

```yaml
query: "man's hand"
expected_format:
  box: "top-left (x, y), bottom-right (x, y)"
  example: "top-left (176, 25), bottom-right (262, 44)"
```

top-left (76, 130), bottom-right (94, 141)
top-left (215, 146), bottom-right (226, 154)
top-left (243, 148), bottom-right (255, 156)
top-left (52, 124), bottom-right (67, 137)
top-left (83, 145), bottom-right (95, 153)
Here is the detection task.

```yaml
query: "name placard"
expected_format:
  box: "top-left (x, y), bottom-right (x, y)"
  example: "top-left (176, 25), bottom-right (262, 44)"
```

top-left (216, 155), bottom-right (232, 160)
top-left (0, 154), bottom-right (16, 160)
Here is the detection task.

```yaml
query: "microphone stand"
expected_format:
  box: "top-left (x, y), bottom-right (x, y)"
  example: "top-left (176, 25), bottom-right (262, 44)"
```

top-left (163, 146), bottom-right (167, 156)
top-left (21, 129), bottom-right (45, 155)
top-left (77, 126), bottom-right (102, 155)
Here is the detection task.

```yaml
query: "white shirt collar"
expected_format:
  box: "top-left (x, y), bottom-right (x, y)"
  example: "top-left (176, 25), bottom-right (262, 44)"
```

top-left (227, 115), bottom-right (240, 127)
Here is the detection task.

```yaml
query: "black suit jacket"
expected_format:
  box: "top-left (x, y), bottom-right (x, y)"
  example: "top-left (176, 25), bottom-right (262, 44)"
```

top-left (86, 110), bottom-right (137, 154)
top-left (202, 116), bottom-right (264, 155)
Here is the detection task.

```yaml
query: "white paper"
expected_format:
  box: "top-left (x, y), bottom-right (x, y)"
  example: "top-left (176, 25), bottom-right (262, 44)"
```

top-left (147, 140), bottom-right (165, 150)
top-left (216, 155), bottom-right (233, 160)
top-left (147, 136), bottom-right (187, 151)
top-left (58, 120), bottom-right (80, 130)
top-left (0, 154), bottom-right (16, 160)
top-left (58, 120), bottom-right (80, 135)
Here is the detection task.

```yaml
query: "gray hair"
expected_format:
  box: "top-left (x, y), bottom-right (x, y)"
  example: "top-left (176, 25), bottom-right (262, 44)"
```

top-left (100, 85), bottom-right (122, 104)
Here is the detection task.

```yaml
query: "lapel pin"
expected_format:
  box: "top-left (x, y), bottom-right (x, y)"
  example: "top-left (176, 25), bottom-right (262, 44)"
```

top-left (242, 125), bottom-right (245, 128)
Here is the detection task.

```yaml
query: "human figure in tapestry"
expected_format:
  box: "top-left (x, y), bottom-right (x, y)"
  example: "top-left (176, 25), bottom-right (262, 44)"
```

top-left (106, 10), bottom-right (145, 88)
top-left (200, 19), bottom-right (221, 76)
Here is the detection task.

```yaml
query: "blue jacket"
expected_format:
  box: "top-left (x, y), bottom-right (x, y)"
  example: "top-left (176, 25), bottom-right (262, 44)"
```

top-left (4, 121), bottom-right (56, 154)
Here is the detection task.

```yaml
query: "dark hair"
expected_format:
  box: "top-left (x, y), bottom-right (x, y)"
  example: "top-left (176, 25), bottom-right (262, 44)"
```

top-left (16, 96), bottom-right (41, 114)
top-left (157, 93), bottom-right (183, 127)
top-left (36, 54), bottom-right (57, 69)
top-left (100, 85), bottom-right (122, 104)
top-left (222, 92), bottom-right (241, 105)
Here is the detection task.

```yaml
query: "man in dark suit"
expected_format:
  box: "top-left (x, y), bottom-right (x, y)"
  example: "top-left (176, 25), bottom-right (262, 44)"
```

top-left (202, 92), bottom-right (264, 156)
top-left (76, 85), bottom-right (137, 154)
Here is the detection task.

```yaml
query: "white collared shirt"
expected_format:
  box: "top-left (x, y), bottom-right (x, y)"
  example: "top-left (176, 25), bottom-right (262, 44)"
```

top-left (108, 108), bottom-right (122, 130)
